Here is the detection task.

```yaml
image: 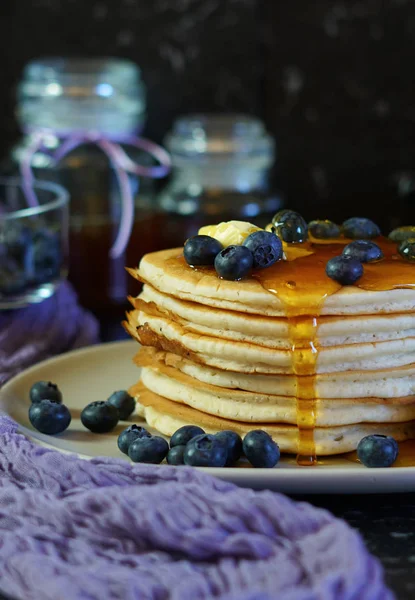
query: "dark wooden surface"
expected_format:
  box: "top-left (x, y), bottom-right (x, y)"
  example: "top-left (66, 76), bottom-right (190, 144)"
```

top-left (296, 493), bottom-right (415, 599)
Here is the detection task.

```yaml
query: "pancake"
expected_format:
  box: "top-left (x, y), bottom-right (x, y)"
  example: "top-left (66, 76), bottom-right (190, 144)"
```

top-left (136, 285), bottom-right (415, 348)
top-left (127, 308), bottom-right (415, 374)
top-left (131, 382), bottom-right (415, 455)
top-left (129, 245), bottom-right (415, 317)
top-left (135, 348), bottom-right (415, 400)
top-left (139, 364), bottom-right (415, 427)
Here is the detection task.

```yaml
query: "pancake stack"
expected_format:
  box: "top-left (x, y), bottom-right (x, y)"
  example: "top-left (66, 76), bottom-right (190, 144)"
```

top-left (125, 238), bottom-right (415, 459)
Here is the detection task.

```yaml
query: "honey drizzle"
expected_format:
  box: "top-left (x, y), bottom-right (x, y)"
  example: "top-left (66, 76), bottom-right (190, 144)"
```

top-left (289, 316), bottom-right (318, 465)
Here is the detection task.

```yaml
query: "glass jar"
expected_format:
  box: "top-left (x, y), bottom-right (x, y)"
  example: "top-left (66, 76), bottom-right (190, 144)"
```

top-left (158, 114), bottom-right (282, 247)
top-left (0, 178), bottom-right (69, 309)
top-left (10, 57), bottom-right (163, 316)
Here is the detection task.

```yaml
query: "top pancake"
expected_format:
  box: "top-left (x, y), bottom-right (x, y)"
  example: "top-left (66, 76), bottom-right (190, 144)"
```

top-left (132, 244), bottom-right (415, 317)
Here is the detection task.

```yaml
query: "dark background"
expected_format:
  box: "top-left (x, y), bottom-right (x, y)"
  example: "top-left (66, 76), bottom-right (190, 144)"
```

top-left (1, 0), bottom-right (415, 230)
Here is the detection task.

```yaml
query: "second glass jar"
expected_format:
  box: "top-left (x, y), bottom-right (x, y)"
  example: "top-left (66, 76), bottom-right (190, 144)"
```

top-left (158, 114), bottom-right (282, 247)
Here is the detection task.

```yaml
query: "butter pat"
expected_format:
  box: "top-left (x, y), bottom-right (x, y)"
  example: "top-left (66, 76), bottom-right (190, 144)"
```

top-left (198, 221), bottom-right (261, 247)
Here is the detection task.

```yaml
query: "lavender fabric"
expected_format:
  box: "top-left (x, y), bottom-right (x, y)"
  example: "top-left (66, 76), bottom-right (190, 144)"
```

top-left (0, 282), bottom-right (99, 385)
top-left (0, 418), bottom-right (392, 600)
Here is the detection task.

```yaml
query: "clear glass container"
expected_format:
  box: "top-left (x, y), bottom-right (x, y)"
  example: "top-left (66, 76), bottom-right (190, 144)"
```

top-left (10, 57), bottom-right (161, 315)
top-left (158, 114), bottom-right (282, 247)
top-left (0, 177), bottom-right (69, 309)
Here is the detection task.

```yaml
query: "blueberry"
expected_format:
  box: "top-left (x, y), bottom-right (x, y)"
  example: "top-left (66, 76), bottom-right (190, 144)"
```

top-left (215, 430), bottom-right (243, 466)
top-left (4, 225), bottom-right (32, 261)
top-left (106, 390), bottom-right (136, 420)
top-left (242, 230), bottom-right (282, 269)
top-left (0, 267), bottom-right (27, 296)
top-left (117, 424), bottom-right (151, 455)
top-left (29, 230), bottom-right (62, 284)
top-left (357, 434), bottom-right (399, 468)
top-left (170, 425), bottom-right (205, 448)
top-left (308, 220), bottom-right (341, 239)
top-left (184, 235), bottom-right (223, 266)
top-left (128, 436), bottom-right (169, 464)
top-left (243, 430), bottom-right (280, 468)
top-left (184, 434), bottom-right (228, 467)
top-left (398, 239), bottom-right (415, 262)
top-left (271, 209), bottom-right (308, 243)
top-left (342, 240), bottom-right (383, 263)
top-left (214, 245), bottom-right (253, 281)
top-left (81, 401), bottom-right (119, 433)
top-left (326, 255), bottom-right (363, 285)
top-left (389, 226), bottom-right (415, 242)
top-left (30, 381), bottom-right (62, 404)
top-left (342, 217), bottom-right (380, 239)
top-left (167, 445), bottom-right (186, 465)
top-left (29, 399), bottom-right (71, 435)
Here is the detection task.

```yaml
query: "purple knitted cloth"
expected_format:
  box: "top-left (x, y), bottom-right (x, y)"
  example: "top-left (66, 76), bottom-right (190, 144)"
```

top-left (0, 418), bottom-right (392, 600)
top-left (0, 282), bottom-right (99, 385)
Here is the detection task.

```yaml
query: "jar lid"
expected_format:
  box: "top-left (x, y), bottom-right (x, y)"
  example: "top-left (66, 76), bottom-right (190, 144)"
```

top-left (17, 57), bottom-right (146, 135)
top-left (165, 114), bottom-right (275, 160)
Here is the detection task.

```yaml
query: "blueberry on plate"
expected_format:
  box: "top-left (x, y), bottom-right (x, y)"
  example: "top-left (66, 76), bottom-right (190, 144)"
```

top-left (308, 219), bottom-right (340, 239)
top-left (81, 401), bottom-right (119, 433)
top-left (184, 434), bottom-right (228, 467)
top-left (342, 217), bottom-right (380, 239)
top-left (30, 380), bottom-right (62, 404)
top-left (107, 390), bottom-right (136, 420)
top-left (215, 430), bottom-right (243, 466)
top-left (357, 434), bottom-right (399, 468)
top-left (167, 445), bottom-right (186, 465)
top-left (342, 240), bottom-right (383, 263)
top-left (242, 430), bottom-right (280, 468)
top-left (271, 209), bottom-right (308, 243)
top-left (398, 239), bottom-right (415, 262)
top-left (117, 424), bottom-right (151, 455)
top-left (214, 245), bottom-right (253, 281)
top-left (184, 235), bottom-right (223, 266)
top-left (242, 230), bottom-right (282, 269)
top-left (170, 425), bottom-right (205, 448)
top-left (389, 226), bottom-right (415, 242)
top-left (326, 255), bottom-right (363, 285)
top-left (128, 436), bottom-right (169, 464)
top-left (29, 400), bottom-right (71, 435)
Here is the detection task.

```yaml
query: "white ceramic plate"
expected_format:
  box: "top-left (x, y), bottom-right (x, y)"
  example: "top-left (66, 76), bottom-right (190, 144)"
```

top-left (1, 340), bottom-right (414, 494)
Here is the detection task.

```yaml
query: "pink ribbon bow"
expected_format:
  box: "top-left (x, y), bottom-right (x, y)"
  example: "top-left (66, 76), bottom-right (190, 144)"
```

top-left (20, 128), bottom-right (171, 258)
